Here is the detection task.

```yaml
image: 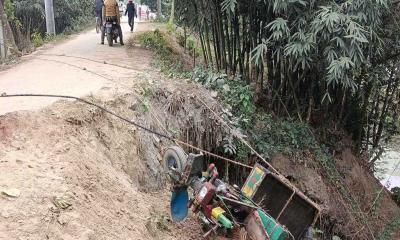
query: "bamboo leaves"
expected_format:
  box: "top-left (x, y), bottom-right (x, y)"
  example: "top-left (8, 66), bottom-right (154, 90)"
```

top-left (267, 18), bottom-right (290, 41)
top-left (174, 0), bottom-right (400, 159)
top-left (251, 40), bottom-right (268, 67)
top-left (326, 57), bottom-right (356, 88)
top-left (221, 0), bottom-right (237, 13)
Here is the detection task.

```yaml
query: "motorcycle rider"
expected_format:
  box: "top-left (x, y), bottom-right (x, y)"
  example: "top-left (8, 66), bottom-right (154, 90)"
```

top-left (101, 0), bottom-right (124, 45)
top-left (125, 0), bottom-right (137, 32)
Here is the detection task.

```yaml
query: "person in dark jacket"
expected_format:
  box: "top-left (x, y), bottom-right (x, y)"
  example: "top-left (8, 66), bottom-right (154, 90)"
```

top-left (125, 0), bottom-right (137, 32)
top-left (95, 0), bottom-right (104, 23)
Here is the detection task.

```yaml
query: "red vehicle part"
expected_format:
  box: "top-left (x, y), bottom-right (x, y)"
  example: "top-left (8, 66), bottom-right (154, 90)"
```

top-left (196, 182), bottom-right (216, 207)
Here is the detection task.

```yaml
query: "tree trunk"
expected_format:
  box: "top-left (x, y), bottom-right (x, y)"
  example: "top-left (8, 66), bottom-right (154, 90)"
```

top-left (0, 1), bottom-right (19, 59)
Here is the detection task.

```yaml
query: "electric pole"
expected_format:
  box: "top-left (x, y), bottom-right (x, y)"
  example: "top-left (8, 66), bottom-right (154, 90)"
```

top-left (44, 0), bottom-right (56, 34)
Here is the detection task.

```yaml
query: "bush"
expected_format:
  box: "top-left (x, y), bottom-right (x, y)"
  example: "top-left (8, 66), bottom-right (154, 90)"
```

top-left (10, 0), bottom-right (93, 50)
top-left (391, 187), bottom-right (400, 206)
top-left (137, 29), bottom-right (188, 76)
top-left (31, 31), bottom-right (43, 48)
top-left (176, 31), bottom-right (185, 47)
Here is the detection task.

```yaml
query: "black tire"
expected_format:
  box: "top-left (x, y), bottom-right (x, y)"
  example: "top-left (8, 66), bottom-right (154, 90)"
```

top-left (163, 146), bottom-right (187, 182)
top-left (107, 34), bottom-right (113, 47)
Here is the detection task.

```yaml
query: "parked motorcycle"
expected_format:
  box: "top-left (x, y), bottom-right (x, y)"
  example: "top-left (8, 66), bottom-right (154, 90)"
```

top-left (104, 20), bottom-right (120, 47)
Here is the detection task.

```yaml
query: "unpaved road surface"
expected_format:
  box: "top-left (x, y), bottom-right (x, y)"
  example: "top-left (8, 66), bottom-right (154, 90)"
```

top-left (0, 17), bottom-right (151, 115)
top-left (0, 20), bottom-right (203, 240)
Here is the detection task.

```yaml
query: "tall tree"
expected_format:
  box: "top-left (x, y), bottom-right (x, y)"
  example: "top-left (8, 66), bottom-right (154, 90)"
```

top-left (175, 0), bottom-right (400, 154)
top-left (0, 0), bottom-right (18, 58)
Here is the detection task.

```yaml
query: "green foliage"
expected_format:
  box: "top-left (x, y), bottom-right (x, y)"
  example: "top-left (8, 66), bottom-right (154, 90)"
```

top-left (175, 0), bottom-right (400, 155)
top-left (28, 31), bottom-right (66, 49)
top-left (43, 33), bottom-right (64, 43)
top-left (222, 82), bottom-right (255, 127)
top-left (391, 187), bottom-right (400, 206)
top-left (175, 30), bottom-right (200, 58)
top-left (4, 0), bottom-right (16, 21)
top-left (138, 30), bottom-right (166, 49)
top-left (31, 31), bottom-right (43, 48)
top-left (142, 0), bottom-right (173, 17)
top-left (176, 31), bottom-right (185, 47)
top-left (191, 67), bottom-right (315, 158)
top-left (142, 0), bottom-right (157, 12)
top-left (250, 0), bottom-right (389, 90)
top-left (221, 0), bottom-right (237, 14)
top-left (137, 29), bottom-right (190, 78)
top-left (378, 216), bottom-right (400, 240)
top-left (166, 22), bottom-right (175, 33)
top-left (186, 39), bottom-right (198, 56)
top-left (9, 0), bottom-right (93, 51)
top-left (190, 66), bottom-right (374, 236)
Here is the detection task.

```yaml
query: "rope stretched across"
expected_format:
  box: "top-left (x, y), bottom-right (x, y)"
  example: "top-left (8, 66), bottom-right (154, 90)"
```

top-left (0, 93), bottom-right (252, 169)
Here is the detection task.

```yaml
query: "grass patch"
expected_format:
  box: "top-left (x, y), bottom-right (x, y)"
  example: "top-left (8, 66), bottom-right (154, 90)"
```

top-left (378, 216), bottom-right (400, 240)
top-left (191, 66), bottom-right (377, 234)
top-left (137, 29), bottom-right (190, 78)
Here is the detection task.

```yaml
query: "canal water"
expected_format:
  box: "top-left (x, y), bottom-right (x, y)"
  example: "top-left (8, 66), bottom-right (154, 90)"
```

top-left (376, 136), bottom-right (400, 189)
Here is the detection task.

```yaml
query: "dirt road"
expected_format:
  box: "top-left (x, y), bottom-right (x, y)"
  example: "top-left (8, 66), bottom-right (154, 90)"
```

top-left (0, 17), bottom-right (152, 115)
top-left (0, 20), bottom-right (204, 240)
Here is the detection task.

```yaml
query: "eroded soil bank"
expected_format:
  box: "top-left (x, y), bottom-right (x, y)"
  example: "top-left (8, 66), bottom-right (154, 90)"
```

top-left (1, 21), bottom-right (400, 240)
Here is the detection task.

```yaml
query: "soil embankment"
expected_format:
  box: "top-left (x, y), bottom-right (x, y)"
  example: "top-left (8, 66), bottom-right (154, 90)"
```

top-left (1, 21), bottom-right (400, 240)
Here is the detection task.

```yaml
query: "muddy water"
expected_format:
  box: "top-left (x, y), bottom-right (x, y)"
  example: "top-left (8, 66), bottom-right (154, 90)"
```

top-left (377, 136), bottom-right (400, 189)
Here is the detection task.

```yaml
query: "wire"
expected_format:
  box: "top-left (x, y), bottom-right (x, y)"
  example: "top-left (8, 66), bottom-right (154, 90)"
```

top-left (31, 57), bottom-right (252, 168)
top-left (0, 93), bottom-right (252, 169)
top-left (35, 55), bottom-right (319, 211)
top-left (35, 57), bottom-right (173, 139)
top-left (175, 140), bottom-right (252, 169)
top-left (40, 53), bottom-right (136, 71)
top-left (194, 94), bottom-right (280, 174)
top-left (0, 93), bottom-right (173, 140)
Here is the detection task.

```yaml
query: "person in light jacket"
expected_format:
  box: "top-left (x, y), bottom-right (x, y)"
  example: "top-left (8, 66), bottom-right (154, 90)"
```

top-left (101, 0), bottom-right (124, 45)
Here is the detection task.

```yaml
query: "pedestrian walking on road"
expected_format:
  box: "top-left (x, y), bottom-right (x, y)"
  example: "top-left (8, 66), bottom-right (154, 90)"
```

top-left (146, 8), bottom-right (150, 20)
top-left (95, 0), bottom-right (104, 33)
top-left (125, 0), bottom-right (137, 32)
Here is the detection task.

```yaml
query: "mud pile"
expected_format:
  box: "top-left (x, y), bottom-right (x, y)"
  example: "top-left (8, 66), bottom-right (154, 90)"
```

top-left (0, 83), bottom-right (220, 239)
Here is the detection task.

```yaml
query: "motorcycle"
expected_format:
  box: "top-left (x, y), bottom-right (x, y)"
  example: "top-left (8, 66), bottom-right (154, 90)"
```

top-left (104, 20), bottom-right (120, 47)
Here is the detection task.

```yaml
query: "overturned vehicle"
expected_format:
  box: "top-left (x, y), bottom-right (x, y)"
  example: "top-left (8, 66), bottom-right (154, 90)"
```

top-left (163, 146), bottom-right (320, 240)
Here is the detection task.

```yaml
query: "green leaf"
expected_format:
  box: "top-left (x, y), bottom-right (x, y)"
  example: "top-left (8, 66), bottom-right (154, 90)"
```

top-left (221, 0), bottom-right (237, 13)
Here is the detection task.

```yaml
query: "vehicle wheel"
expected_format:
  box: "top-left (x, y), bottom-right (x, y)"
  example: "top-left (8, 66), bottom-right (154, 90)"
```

top-left (107, 34), bottom-right (113, 47)
top-left (163, 146), bottom-right (187, 182)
